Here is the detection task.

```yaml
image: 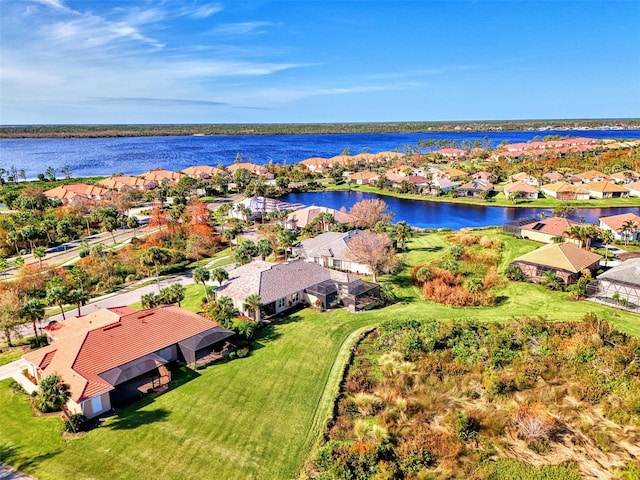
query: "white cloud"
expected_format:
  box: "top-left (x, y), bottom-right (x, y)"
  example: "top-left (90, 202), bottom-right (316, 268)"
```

top-left (181, 3), bottom-right (224, 19)
top-left (209, 21), bottom-right (275, 36)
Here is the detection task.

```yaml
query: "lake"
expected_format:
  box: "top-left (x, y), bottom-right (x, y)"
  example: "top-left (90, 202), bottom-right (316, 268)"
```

top-left (2, 129), bottom-right (640, 180)
top-left (281, 190), bottom-right (639, 229)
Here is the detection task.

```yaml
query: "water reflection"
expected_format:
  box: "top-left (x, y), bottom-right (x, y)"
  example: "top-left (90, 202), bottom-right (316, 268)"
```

top-left (281, 191), bottom-right (639, 229)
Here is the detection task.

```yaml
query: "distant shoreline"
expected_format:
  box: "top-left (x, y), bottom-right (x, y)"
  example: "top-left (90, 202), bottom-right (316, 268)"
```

top-left (2, 119), bottom-right (640, 139)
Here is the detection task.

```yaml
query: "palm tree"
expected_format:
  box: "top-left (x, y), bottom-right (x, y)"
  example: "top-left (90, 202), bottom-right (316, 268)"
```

top-left (619, 219), bottom-right (637, 246)
top-left (141, 247), bottom-right (173, 289)
top-left (211, 267), bottom-right (229, 287)
top-left (127, 215), bottom-right (140, 238)
top-left (46, 286), bottom-right (69, 320)
top-left (564, 225), bottom-right (585, 248)
top-left (278, 228), bottom-right (298, 259)
top-left (193, 267), bottom-right (211, 301)
top-left (32, 246), bottom-right (46, 269)
top-left (316, 212), bottom-right (335, 232)
top-left (35, 374), bottom-right (71, 413)
top-left (68, 289), bottom-right (90, 316)
top-left (235, 318), bottom-right (257, 340)
top-left (20, 299), bottom-right (45, 346)
top-left (599, 229), bottom-right (615, 266)
top-left (256, 239), bottom-right (273, 260)
top-left (244, 294), bottom-right (262, 323)
top-left (395, 221), bottom-right (412, 251)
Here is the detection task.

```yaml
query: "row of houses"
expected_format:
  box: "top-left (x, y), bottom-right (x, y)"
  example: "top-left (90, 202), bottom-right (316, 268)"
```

top-left (504, 213), bottom-right (640, 244)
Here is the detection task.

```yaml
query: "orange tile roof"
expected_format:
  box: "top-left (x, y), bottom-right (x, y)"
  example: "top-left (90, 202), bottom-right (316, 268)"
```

top-left (227, 162), bottom-right (268, 174)
top-left (97, 176), bottom-right (153, 190)
top-left (24, 306), bottom-right (225, 402)
top-left (44, 307), bottom-right (135, 342)
top-left (285, 206), bottom-right (356, 228)
top-left (584, 181), bottom-right (629, 193)
top-left (299, 157), bottom-right (332, 167)
top-left (540, 181), bottom-right (589, 194)
top-left (441, 167), bottom-right (468, 179)
top-left (514, 242), bottom-right (601, 273)
top-left (44, 184), bottom-right (110, 201)
top-left (140, 169), bottom-right (185, 182)
top-left (576, 170), bottom-right (609, 181)
top-left (503, 181), bottom-right (539, 194)
top-left (521, 217), bottom-right (580, 237)
top-left (347, 171), bottom-right (379, 182)
top-left (625, 181), bottom-right (640, 193)
top-left (181, 165), bottom-right (224, 178)
top-left (599, 213), bottom-right (640, 232)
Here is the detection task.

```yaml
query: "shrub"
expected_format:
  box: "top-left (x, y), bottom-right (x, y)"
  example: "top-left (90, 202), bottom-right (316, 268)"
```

top-left (236, 347), bottom-right (250, 358)
top-left (64, 413), bottom-right (90, 433)
top-left (513, 405), bottom-right (555, 441)
top-left (9, 379), bottom-right (26, 395)
top-left (505, 264), bottom-right (527, 281)
top-left (455, 411), bottom-right (479, 443)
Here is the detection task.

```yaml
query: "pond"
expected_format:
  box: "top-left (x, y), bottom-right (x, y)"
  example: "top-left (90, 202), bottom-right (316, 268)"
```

top-left (280, 190), bottom-right (639, 229)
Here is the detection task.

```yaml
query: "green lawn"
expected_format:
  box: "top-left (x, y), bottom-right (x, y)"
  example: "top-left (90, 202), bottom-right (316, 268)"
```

top-left (0, 349), bottom-right (25, 367)
top-left (1, 229), bottom-right (639, 479)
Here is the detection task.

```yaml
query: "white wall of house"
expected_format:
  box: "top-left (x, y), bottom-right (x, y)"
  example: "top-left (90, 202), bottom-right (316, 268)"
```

top-left (79, 391), bottom-right (112, 419)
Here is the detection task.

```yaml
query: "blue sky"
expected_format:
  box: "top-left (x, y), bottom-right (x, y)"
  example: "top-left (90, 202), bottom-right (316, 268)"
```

top-left (1, 0), bottom-right (639, 124)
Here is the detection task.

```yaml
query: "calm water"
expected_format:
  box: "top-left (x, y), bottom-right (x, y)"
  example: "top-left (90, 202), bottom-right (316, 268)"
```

top-left (2, 129), bottom-right (640, 180)
top-left (281, 190), bottom-right (639, 229)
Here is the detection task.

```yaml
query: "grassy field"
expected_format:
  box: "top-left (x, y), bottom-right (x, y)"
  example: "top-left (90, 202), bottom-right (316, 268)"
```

top-left (1, 229), bottom-right (639, 479)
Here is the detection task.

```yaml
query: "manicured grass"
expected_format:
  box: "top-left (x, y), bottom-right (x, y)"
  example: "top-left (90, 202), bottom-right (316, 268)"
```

top-left (1, 229), bottom-right (639, 479)
top-left (0, 349), bottom-right (24, 367)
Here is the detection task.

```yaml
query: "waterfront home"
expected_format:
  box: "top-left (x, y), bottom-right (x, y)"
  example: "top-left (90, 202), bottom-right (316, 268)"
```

top-left (583, 181), bottom-right (629, 199)
top-left (227, 162), bottom-right (273, 179)
top-left (510, 242), bottom-right (601, 286)
top-left (97, 175), bottom-right (155, 191)
top-left (44, 183), bottom-right (110, 205)
top-left (503, 181), bottom-right (539, 200)
top-left (299, 157), bottom-right (334, 173)
top-left (347, 171), bottom-right (379, 185)
top-left (472, 171), bottom-right (496, 183)
top-left (624, 181), bottom-right (640, 197)
top-left (292, 230), bottom-right (372, 275)
top-left (140, 168), bottom-right (185, 185)
top-left (284, 205), bottom-right (356, 231)
top-left (519, 217), bottom-right (581, 244)
top-left (428, 176), bottom-right (460, 196)
top-left (540, 181), bottom-right (590, 201)
top-left (599, 213), bottom-right (640, 242)
top-left (216, 259), bottom-right (379, 316)
top-left (436, 148), bottom-right (468, 159)
top-left (587, 258), bottom-right (640, 313)
top-left (181, 165), bottom-right (226, 180)
top-left (231, 196), bottom-right (304, 221)
top-left (23, 305), bottom-right (234, 419)
top-left (455, 179), bottom-right (493, 198)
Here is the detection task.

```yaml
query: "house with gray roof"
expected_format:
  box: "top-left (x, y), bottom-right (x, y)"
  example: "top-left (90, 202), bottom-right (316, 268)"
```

top-left (292, 230), bottom-right (372, 275)
top-left (215, 260), bottom-right (379, 316)
top-left (586, 258), bottom-right (640, 313)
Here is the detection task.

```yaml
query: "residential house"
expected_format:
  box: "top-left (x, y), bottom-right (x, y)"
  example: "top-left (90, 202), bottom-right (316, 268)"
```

top-left (583, 181), bottom-right (629, 199)
top-left (97, 176), bottom-right (155, 191)
top-left (181, 165), bottom-right (225, 180)
top-left (227, 163), bottom-right (273, 180)
top-left (586, 258), bottom-right (640, 312)
top-left (292, 230), bottom-right (372, 275)
top-left (519, 217), bottom-right (581, 244)
top-left (230, 196), bottom-right (304, 221)
top-left (503, 181), bottom-right (539, 200)
top-left (575, 170), bottom-right (611, 183)
top-left (347, 171), bottom-right (379, 185)
top-left (455, 179), bottom-right (493, 198)
top-left (542, 171), bottom-right (564, 183)
top-left (540, 181), bottom-right (590, 200)
top-left (472, 171), bottom-right (496, 183)
top-left (437, 148), bottom-right (468, 160)
top-left (510, 172), bottom-right (540, 187)
top-left (44, 184), bottom-right (110, 205)
top-left (140, 169), bottom-right (185, 185)
top-left (440, 167), bottom-right (468, 181)
top-left (599, 213), bottom-right (640, 242)
top-left (23, 305), bottom-right (234, 419)
top-left (510, 242), bottom-right (601, 286)
top-left (298, 157), bottom-right (334, 174)
top-left (610, 171), bottom-right (640, 184)
top-left (624, 181), bottom-right (640, 198)
top-left (285, 206), bottom-right (356, 230)
top-left (428, 176), bottom-right (459, 196)
top-left (216, 259), bottom-right (379, 316)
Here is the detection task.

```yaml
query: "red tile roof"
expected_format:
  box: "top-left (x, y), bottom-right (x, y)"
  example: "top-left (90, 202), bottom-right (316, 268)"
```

top-left (599, 213), bottom-right (640, 232)
top-left (521, 217), bottom-right (580, 237)
top-left (25, 306), bottom-right (224, 402)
